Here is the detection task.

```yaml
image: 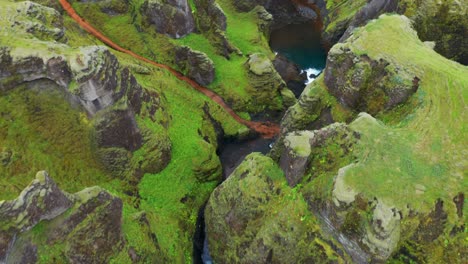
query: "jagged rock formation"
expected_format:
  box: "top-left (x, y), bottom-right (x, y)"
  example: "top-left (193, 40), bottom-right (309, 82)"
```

top-left (0, 172), bottom-right (123, 263)
top-left (175, 46), bottom-right (215, 86)
top-left (193, 0), bottom-right (239, 58)
top-left (193, 0), bottom-right (226, 32)
top-left (141, 0), bottom-right (196, 38)
top-left (324, 42), bottom-right (420, 114)
top-left (246, 53), bottom-right (296, 110)
top-left (273, 54), bottom-right (307, 97)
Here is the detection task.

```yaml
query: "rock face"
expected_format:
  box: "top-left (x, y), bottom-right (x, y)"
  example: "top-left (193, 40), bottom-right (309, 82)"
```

top-left (193, 0), bottom-right (226, 32)
top-left (273, 54), bottom-right (307, 97)
top-left (412, 0), bottom-right (468, 64)
top-left (340, 0), bottom-right (399, 41)
top-left (324, 44), bottom-right (419, 114)
top-left (0, 172), bottom-right (123, 263)
top-left (175, 46), bottom-right (215, 85)
top-left (141, 0), bottom-right (196, 38)
top-left (246, 53), bottom-right (296, 110)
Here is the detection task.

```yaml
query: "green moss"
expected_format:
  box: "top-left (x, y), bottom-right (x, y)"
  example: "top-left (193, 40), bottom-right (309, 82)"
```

top-left (324, 0), bottom-right (367, 37)
top-left (206, 153), bottom-right (347, 263)
top-left (0, 85), bottom-right (111, 200)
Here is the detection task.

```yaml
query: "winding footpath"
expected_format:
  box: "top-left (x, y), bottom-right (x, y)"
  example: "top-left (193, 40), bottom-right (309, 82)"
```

top-left (58, 0), bottom-right (280, 138)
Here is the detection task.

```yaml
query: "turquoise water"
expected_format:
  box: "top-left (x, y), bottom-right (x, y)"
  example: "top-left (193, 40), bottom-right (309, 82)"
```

top-left (270, 21), bottom-right (327, 83)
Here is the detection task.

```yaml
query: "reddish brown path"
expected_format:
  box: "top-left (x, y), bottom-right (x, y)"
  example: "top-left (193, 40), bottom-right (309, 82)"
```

top-left (58, 0), bottom-right (279, 138)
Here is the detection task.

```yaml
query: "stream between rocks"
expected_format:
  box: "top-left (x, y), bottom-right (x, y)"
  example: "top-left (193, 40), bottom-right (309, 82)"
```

top-left (195, 20), bottom-right (328, 264)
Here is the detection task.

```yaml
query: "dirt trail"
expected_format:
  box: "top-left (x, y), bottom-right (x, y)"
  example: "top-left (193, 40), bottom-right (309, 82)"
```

top-left (58, 0), bottom-right (280, 138)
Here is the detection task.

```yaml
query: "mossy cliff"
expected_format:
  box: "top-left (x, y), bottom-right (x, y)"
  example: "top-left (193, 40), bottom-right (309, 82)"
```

top-left (206, 14), bottom-right (467, 263)
top-left (0, 0), bottom-right (466, 262)
top-left (0, 0), bottom-right (245, 262)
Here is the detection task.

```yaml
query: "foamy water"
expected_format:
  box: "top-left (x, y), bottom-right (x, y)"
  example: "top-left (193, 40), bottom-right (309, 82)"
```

top-left (303, 67), bottom-right (322, 85)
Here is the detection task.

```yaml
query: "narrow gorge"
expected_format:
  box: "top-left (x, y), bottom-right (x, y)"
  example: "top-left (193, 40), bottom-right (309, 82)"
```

top-left (0, 0), bottom-right (466, 263)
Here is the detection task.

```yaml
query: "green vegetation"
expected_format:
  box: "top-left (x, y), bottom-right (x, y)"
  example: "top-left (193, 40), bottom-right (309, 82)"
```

top-left (339, 15), bottom-right (467, 216)
top-left (206, 153), bottom-right (347, 263)
top-left (0, 85), bottom-right (110, 200)
top-left (72, 0), bottom-right (278, 113)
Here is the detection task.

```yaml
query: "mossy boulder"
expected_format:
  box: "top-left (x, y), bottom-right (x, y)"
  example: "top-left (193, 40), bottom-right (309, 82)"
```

top-left (175, 46), bottom-right (215, 86)
top-left (193, 0), bottom-right (226, 32)
top-left (280, 123), bottom-right (357, 187)
top-left (205, 153), bottom-right (345, 263)
top-left (140, 0), bottom-right (196, 38)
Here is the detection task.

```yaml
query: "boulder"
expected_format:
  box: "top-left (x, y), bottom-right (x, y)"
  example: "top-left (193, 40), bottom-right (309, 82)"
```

top-left (246, 53), bottom-right (296, 110)
top-left (175, 46), bottom-right (215, 85)
top-left (205, 153), bottom-right (345, 263)
top-left (0, 172), bottom-right (124, 263)
top-left (141, 0), bottom-right (196, 38)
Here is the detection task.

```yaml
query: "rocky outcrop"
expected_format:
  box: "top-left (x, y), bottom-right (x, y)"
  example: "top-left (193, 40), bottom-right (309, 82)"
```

top-left (340, 0), bottom-right (399, 41)
top-left (1, 45), bottom-right (121, 115)
top-left (269, 77), bottom-right (340, 159)
top-left (11, 1), bottom-right (65, 42)
top-left (280, 123), bottom-right (357, 187)
top-left (0, 172), bottom-right (123, 263)
top-left (175, 46), bottom-right (215, 86)
top-left (324, 43), bottom-right (419, 114)
top-left (0, 172), bottom-right (73, 235)
top-left (193, 0), bottom-right (226, 32)
top-left (233, 0), bottom-right (316, 29)
top-left (205, 153), bottom-right (345, 263)
top-left (411, 0), bottom-right (468, 64)
top-left (141, 0), bottom-right (196, 38)
top-left (246, 53), bottom-right (296, 110)
top-left (0, 1), bottom-right (171, 182)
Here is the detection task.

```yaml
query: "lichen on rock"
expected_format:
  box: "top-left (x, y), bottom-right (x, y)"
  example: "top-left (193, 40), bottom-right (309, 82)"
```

top-left (141, 0), bottom-right (196, 38)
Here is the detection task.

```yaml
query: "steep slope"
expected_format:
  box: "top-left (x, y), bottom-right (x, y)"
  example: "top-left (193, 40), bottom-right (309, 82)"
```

top-left (0, 0), bottom-right (247, 262)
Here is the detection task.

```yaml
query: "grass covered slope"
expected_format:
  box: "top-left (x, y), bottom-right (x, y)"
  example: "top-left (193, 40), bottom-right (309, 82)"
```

top-left (70, 0), bottom-right (281, 113)
top-left (320, 15), bottom-right (467, 262)
top-left (336, 14), bottom-right (467, 216)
